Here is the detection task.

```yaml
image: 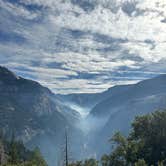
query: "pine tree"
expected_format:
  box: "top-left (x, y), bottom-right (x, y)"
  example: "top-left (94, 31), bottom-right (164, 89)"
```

top-left (29, 147), bottom-right (47, 166)
top-left (0, 140), bottom-right (7, 165)
top-left (134, 159), bottom-right (147, 166)
top-left (8, 132), bottom-right (19, 164)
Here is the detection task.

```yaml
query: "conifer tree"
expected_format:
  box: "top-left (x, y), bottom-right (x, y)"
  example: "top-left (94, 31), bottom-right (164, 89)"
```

top-left (8, 132), bottom-right (19, 164)
top-left (0, 140), bottom-right (6, 165)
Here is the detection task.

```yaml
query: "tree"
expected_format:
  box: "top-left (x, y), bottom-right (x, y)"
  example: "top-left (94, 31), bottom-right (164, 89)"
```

top-left (134, 159), bottom-right (147, 166)
top-left (0, 140), bottom-right (7, 165)
top-left (101, 154), bottom-right (110, 166)
top-left (109, 132), bottom-right (128, 166)
top-left (131, 111), bottom-right (166, 165)
top-left (69, 159), bottom-right (98, 166)
top-left (28, 147), bottom-right (47, 166)
top-left (0, 129), bottom-right (47, 166)
top-left (84, 158), bottom-right (98, 166)
top-left (8, 133), bottom-right (19, 164)
top-left (108, 110), bottom-right (166, 166)
top-left (69, 161), bottom-right (83, 166)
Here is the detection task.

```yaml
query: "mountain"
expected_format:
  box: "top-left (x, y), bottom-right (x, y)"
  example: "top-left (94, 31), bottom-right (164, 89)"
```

top-left (58, 92), bottom-right (103, 110)
top-left (0, 66), bottom-right (82, 166)
top-left (57, 85), bottom-right (130, 115)
top-left (57, 75), bottom-right (166, 156)
top-left (87, 74), bottom-right (166, 155)
top-left (0, 66), bottom-right (78, 138)
top-left (91, 74), bottom-right (166, 117)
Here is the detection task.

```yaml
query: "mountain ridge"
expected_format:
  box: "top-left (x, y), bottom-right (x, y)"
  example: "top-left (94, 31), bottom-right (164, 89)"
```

top-left (0, 66), bottom-right (82, 166)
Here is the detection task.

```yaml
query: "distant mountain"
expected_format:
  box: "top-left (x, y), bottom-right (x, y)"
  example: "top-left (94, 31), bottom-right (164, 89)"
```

top-left (58, 85), bottom-right (130, 112)
top-left (87, 74), bottom-right (166, 155)
top-left (0, 66), bottom-right (82, 166)
top-left (91, 74), bottom-right (166, 117)
top-left (58, 92), bottom-right (102, 109)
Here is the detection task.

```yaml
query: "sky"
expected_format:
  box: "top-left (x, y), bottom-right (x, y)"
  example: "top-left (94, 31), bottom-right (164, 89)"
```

top-left (0, 0), bottom-right (166, 94)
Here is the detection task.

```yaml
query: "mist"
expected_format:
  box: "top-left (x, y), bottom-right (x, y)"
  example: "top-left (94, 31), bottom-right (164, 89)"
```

top-left (64, 102), bottom-right (90, 118)
top-left (34, 101), bottom-right (109, 166)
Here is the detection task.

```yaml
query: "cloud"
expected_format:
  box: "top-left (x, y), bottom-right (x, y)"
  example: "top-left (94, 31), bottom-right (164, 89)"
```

top-left (0, 0), bottom-right (39, 20)
top-left (0, 0), bottom-right (166, 93)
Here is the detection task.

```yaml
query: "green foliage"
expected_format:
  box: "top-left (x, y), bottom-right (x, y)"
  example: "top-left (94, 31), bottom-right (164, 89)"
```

top-left (0, 139), bottom-right (7, 165)
top-left (101, 154), bottom-right (110, 166)
top-left (27, 147), bottom-right (47, 166)
top-left (69, 158), bottom-right (98, 166)
top-left (0, 133), bottom-right (47, 166)
top-left (108, 110), bottom-right (166, 166)
top-left (134, 159), bottom-right (147, 166)
top-left (8, 134), bottom-right (19, 164)
top-left (109, 132), bottom-right (128, 166)
top-left (69, 161), bottom-right (83, 166)
top-left (84, 158), bottom-right (98, 166)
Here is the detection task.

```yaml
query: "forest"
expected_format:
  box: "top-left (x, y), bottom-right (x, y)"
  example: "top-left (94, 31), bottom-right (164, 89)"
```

top-left (0, 133), bottom-right (47, 166)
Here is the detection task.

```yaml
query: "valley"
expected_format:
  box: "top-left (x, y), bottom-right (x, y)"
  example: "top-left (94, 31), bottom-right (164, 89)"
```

top-left (1, 66), bottom-right (166, 166)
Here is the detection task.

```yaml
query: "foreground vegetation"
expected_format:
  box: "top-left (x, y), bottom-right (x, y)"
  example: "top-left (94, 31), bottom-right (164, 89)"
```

top-left (0, 133), bottom-right (47, 166)
top-left (69, 110), bottom-right (166, 166)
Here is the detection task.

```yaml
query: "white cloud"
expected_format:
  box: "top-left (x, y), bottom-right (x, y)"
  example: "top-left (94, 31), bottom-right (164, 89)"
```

top-left (0, 0), bottom-right (39, 20)
top-left (0, 0), bottom-right (166, 93)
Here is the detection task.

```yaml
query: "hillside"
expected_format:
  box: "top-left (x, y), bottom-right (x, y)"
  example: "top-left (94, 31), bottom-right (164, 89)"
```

top-left (0, 66), bottom-right (81, 165)
top-left (61, 74), bottom-right (166, 156)
top-left (88, 74), bottom-right (166, 155)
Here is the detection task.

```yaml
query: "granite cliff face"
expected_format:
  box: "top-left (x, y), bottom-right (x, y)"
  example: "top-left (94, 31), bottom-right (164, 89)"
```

top-left (0, 67), bottom-right (60, 138)
top-left (0, 66), bottom-right (82, 165)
